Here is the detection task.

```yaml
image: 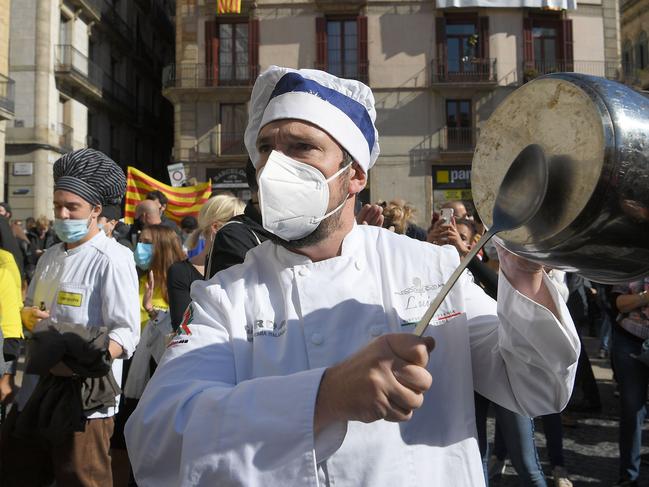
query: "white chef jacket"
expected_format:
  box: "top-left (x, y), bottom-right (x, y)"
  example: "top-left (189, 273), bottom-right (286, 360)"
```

top-left (125, 224), bottom-right (579, 486)
top-left (17, 231), bottom-right (140, 418)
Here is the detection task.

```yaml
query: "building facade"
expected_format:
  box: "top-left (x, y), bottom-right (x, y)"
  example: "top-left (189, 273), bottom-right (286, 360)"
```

top-left (5, 0), bottom-right (175, 220)
top-left (169, 0), bottom-right (620, 223)
top-left (620, 0), bottom-right (649, 90)
top-left (0, 0), bottom-right (15, 203)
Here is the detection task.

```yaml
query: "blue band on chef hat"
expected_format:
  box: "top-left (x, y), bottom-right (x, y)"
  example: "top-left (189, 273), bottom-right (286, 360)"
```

top-left (268, 72), bottom-right (376, 155)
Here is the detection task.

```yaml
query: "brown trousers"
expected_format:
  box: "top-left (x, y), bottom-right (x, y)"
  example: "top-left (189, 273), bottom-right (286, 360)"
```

top-left (0, 407), bottom-right (115, 487)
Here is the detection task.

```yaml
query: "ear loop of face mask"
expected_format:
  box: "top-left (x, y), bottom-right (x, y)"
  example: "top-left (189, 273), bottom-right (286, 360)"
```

top-left (310, 155), bottom-right (354, 225)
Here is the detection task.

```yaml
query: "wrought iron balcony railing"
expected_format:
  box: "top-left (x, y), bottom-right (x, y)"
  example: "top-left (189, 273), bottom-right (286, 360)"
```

top-left (440, 127), bottom-right (480, 152)
top-left (522, 60), bottom-right (622, 82)
top-left (163, 63), bottom-right (260, 88)
top-left (431, 58), bottom-right (497, 84)
top-left (54, 44), bottom-right (103, 90)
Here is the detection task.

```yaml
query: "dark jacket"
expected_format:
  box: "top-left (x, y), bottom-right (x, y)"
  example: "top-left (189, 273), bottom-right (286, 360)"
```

top-left (15, 323), bottom-right (119, 446)
top-left (27, 227), bottom-right (58, 265)
top-left (206, 202), bottom-right (273, 279)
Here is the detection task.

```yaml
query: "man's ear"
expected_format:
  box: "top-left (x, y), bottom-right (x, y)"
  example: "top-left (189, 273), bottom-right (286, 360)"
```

top-left (91, 204), bottom-right (102, 219)
top-left (349, 162), bottom-right (367, 195)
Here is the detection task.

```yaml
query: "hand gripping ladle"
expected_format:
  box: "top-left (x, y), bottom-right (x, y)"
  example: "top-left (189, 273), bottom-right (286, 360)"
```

top-left (414, 144), bottom-right (549, 337)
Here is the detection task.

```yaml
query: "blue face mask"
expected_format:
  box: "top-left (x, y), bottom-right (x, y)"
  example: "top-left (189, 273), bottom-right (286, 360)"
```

top-left (134, 242), bottom-right (154, 270)
top-left (53, 218), bottom-right (90, 243)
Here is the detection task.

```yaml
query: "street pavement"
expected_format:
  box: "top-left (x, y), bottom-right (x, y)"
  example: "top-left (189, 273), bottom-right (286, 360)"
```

top-left (488, 336), bottom-right (649, 487)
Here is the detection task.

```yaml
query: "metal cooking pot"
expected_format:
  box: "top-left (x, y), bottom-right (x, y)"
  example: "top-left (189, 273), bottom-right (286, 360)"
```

top-left (472, 73), bottom-right (649, 284)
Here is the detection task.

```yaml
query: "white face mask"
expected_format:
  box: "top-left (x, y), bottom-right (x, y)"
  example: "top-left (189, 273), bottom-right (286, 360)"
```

top-left (258, 150), bottom-right (352, 241)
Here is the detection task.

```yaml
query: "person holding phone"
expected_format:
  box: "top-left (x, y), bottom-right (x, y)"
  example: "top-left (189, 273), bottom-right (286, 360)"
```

top-left (428, 201), bottom-right (470, 246)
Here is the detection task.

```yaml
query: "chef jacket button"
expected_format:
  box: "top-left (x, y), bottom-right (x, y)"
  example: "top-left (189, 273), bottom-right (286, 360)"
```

top-left (355, 260), bottom-right (363, 271)
top-left (298, 268), bottom-right (309, 277)
top-left (311, 333), bottom-right (324, 345)
top-left (370, 325), bottom-right (383, 337)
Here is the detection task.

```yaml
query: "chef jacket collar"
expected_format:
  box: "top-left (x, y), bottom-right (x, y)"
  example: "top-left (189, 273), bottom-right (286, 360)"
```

top-left (273, 222), bottom-right (363, 268)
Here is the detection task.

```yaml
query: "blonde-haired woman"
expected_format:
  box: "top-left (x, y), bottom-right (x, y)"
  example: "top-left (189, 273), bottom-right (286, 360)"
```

top-left (167, 194), bottom-right (245, 330)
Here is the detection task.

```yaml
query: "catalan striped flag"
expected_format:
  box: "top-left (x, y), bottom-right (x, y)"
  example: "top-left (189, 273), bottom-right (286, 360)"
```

top-left (124, 166), bottom-right (212, 225)
top-left (217, 0), bottom-right (241, 14)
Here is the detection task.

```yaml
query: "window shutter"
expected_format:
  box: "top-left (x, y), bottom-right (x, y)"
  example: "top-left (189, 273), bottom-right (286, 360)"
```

top-left (357, 16), bottom-right (368, 84)
top-left (205, 19), bottom-right (219, 86)
top-left (316, 17), bottom-right (327, 71)
top-left (562, 19), bottom-right (573, 72)
top-left (479, 17), bottom-right (489, 59)
top-left (248, 18), bottom-right (260, 82)
top-left (435, 16), bottom-right (447, 81)
top-left (523, 18), bottom-right (533, 71)
top-left (479, 16), bottom-right (490, 80)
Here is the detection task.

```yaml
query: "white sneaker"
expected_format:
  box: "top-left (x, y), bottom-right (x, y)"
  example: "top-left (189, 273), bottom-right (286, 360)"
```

top-left (487, 455), bottom-right (505, 480)
top-left (552, 466), bottom-right (573, 487)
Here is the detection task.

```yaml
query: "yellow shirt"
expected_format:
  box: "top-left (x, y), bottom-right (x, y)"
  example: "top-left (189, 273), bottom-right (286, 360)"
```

top-left (0, 249), bottom-right (23, 339)
top-left (139, 274), bottom-right (169, 329)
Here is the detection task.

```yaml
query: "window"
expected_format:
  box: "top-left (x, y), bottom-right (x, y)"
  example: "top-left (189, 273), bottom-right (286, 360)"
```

top-left (316, 17), bottom-right (368, 83)
top-left (59, 15), bottom-right (71, 45)
top-left (446, 21), bottom-right (477, 74)
top-left (446, 100), bottom-right (472, 150)
top-left (523, 15), bottom-right (573, 75)
top-left (435, 15), bottom-right (490, 83)
top-left (327, 20), bottom-right (358, 80)
top-left (220, 103), bottom-right (247, 155)
top-left (533, 25), bottom-right (558, 70)
top-left (219, 23), bottom-right (249, 82)
top-left (205, 19), bottom-right (259, 86)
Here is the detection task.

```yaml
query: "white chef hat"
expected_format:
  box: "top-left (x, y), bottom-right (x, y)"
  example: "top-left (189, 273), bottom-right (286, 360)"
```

top-left (245, 65), bottom-right (380, 173)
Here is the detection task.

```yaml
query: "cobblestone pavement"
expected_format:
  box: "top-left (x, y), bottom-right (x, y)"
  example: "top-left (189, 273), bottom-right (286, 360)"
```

top-left (488, 337), bottom-right (649, 487)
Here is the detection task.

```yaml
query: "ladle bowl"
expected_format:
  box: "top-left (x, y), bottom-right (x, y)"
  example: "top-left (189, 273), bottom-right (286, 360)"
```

top-left (414, 144), bottom-right (548, 336)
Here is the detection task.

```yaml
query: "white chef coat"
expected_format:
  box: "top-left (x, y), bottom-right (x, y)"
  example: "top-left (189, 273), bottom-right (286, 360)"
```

top-left (17, 231), bottom-right (140, 418)
top-left (125, 224), bottom-right (579, 486)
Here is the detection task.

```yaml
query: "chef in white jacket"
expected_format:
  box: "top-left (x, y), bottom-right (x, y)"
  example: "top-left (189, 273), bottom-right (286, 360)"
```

top-left (125, 66), bottom-right (580, 487)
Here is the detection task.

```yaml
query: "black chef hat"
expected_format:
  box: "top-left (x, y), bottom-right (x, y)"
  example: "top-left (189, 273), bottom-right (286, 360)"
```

top-left (53, 149), bottom-right (126, 206)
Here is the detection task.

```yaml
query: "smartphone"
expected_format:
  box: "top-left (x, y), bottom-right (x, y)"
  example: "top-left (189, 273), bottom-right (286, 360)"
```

top-left (440, 208), bottom-right (454, 225)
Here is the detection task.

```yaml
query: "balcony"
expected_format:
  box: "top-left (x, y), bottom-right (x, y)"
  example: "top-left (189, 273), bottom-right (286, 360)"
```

top-left (314, 61), bottom-right (369, 84)
top-left (440, 127), bottom-right (479, 152)
top-left (0, 74), bottom-right (15, 120)
top-left (66, 0), bottom-right (102, 22)
top-left (54, 45), bottom-right (103, 101)
top-left (189, 129), bottom-right (246, 161)
top-left (57, 123), bottom-right (73, 152)
top-left (431, 58), bottom-right (497, 87)
top-left (163, 63), bottom-right (259, 90)
top-left (522, 60), bottom-right (622, 83)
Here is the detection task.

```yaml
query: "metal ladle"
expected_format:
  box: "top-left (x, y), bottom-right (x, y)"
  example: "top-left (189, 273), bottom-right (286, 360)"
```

top-left (414, 144), bottom-right (549, 337)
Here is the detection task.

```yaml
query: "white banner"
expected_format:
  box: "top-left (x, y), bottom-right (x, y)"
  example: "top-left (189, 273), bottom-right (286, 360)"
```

top-left (436, 0), bottom-right (575, 8)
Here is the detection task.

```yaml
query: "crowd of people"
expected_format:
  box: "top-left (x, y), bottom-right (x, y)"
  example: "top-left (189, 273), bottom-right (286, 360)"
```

top-left (0, 65), bottom-right (641, 487)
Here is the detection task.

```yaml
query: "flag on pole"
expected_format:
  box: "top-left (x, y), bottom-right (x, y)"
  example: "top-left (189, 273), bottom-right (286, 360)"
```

top-left (217, 0), bottom-right (241, 14)
top-left (124, 166), bottom-right (212, 225)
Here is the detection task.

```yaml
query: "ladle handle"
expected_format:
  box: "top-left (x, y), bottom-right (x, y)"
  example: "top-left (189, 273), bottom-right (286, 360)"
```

top-left (413, 229), bottom-right (496, 337)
